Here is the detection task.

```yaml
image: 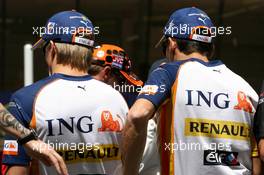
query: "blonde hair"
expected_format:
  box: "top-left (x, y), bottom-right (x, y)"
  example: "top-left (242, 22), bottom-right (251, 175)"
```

top-left (54, 42), bottom-right (92, 72)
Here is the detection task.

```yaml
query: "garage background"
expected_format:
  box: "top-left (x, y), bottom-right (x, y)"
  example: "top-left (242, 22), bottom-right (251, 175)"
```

top-left (0, 0), bottom-right (263, 93)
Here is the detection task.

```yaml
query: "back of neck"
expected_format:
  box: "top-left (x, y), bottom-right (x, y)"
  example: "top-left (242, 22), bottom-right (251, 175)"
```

top-left (51, 64), bottom-right (88, 76)
top-left (175, 52), bottom-right (209, 62)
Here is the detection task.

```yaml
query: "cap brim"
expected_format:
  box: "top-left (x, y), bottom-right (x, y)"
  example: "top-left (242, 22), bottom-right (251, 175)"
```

top-left (120, 70), bottom-right (143, 87)
top-left (155, 35), bottom-right (166, 48)
top-left (32, 38), bottom-right (47, 50)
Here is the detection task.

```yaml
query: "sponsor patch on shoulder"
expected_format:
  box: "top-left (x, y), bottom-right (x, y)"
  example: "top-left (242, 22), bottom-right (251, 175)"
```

top-left (3, 140), bottom-right (18, 155)
top-left (140, 85), bottom-right (159, 95)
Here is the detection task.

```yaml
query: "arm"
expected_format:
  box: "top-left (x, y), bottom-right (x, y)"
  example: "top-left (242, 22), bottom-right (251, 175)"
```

top-left (252, 157), bottom-right (262, 175)
top-left (259, 139), bottom-right (264, 162)
top-left (254, 81), bottom-right (264, 162)
top-left (0, 103), bottom-right (30, 139)
top-left (122, 63), bottom-right (176, 174)
top-left (122, 99), bottom-right (155, 175)
top-left (252, 135), bottom-right (262, 175)
top-left (6, 166), bottom-right (28, 175)
top-left (0, 103), bottom-right (68, 175)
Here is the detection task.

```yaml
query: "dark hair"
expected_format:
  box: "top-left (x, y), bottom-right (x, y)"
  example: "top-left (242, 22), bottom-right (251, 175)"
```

top-left (88, 64), bottom-right (103, 75)
top-left (176, 39), bottom-right (215, 59)
top-left (88, 64), bottom-right (125, 84)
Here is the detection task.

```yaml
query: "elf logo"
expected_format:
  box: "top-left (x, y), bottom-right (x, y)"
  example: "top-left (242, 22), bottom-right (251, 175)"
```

top-left (3, 140), bottom-right (18, 155)
top-left (204, 150), bottom-right (240, 166)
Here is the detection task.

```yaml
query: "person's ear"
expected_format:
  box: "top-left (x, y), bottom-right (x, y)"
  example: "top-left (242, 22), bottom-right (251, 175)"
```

top-left (103, 66), bottom-right (112, 81)
top-left (45, 42), bottom-right (52, 66)
top-left (168, 37), bottom-right (177, 51)
top-left (209, 44), bottom-right (215, 59)
top-left (166, 37), bottom-right (177, 61)
top-left (49, 41), bottom-right (57, 62)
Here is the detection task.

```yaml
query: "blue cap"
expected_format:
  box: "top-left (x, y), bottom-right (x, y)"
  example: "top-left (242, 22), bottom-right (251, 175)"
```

top-left (33, 10), bottom-right (94, 50)
top-left (156, 7), bottom-right (214, 47)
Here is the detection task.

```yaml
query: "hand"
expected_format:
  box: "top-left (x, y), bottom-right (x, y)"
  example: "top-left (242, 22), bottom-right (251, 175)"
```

top-left (23, 139), bottom-right (68, 175)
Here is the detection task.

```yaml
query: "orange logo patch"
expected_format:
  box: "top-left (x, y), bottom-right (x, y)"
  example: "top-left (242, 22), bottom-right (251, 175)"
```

top-left (3, 140), bottom-right (18, 156)
top-left (98, 111), bottom-right (122, 132)
top-left (234, 91), bottom-right (253, 113)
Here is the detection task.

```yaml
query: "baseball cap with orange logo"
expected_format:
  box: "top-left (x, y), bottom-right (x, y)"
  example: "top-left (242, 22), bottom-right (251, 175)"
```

top-left (91, 44), bottom-right (143, 87)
